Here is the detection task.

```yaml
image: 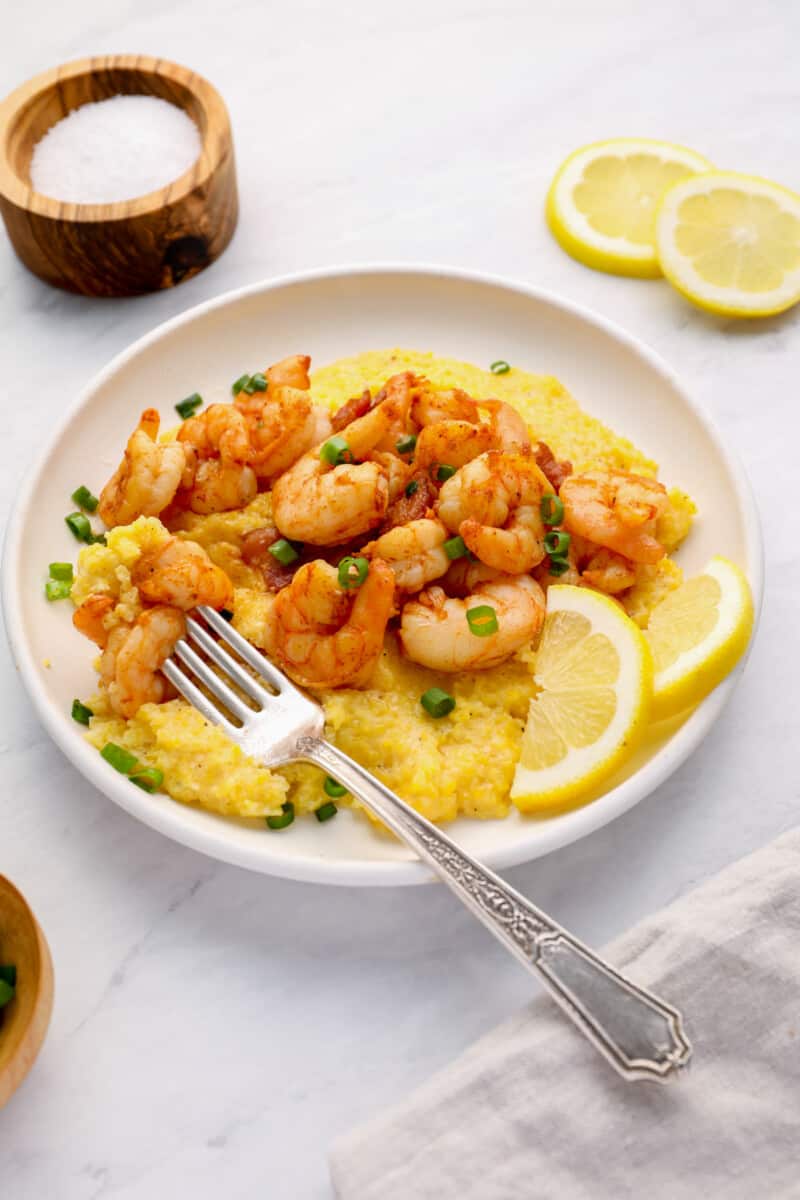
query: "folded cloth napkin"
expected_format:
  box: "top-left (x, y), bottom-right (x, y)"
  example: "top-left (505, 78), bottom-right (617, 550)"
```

top-left (330, 828), bottom-right (800, 1200)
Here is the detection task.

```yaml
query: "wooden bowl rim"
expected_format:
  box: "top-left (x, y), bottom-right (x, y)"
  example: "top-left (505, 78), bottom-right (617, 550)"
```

top-left (0, 54), bottom-right (231, 221)
top-left (0, 875), bottom-right (54, 1107)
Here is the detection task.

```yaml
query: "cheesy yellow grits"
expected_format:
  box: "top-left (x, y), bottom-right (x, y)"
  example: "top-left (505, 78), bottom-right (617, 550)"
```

top-left (73, 349), bottom-right (695, 826)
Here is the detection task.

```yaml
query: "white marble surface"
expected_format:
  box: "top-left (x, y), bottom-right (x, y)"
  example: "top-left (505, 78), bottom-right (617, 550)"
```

top-left (2, 1), bottom-right (798, 1195)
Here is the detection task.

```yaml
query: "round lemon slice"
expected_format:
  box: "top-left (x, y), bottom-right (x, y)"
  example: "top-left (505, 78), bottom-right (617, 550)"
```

top-left (646, 556), bottom-right (754, 720)
top-left (512, 586), bottom-right (653, 814)
top-left (546, 138), bottom-right (713, 277)
top-left (656, 171), bottom-right (800, 317)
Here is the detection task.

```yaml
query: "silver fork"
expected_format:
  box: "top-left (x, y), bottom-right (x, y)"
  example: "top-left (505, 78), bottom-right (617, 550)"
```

top-left (163, 605), bottom-right (692, 1083)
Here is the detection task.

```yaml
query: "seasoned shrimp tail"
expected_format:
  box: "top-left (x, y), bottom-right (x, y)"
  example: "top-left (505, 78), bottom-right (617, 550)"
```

top-left (98, 410), bottom-right (187, 528)
top-left (104, 606), bottom-right (186, 718)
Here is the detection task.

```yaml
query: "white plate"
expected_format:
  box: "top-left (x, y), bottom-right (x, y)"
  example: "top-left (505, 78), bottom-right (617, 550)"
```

top-left (2, 266), bottom-right (763, 886)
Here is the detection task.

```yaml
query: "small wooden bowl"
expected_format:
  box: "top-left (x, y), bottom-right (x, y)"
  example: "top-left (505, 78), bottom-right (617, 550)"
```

top-left (0, 876), bottom-right (54, 1109)
top-left (0, 55), bottom-right (238, 296)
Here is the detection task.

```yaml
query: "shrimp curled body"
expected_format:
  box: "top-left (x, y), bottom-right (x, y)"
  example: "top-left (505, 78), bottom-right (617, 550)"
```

top-left (131, 536), bottom-right (233, 611)
top-left (364, 518), bottom-right (450, 593)
top-left (436, 451), bottom-right (550, 573)
top-left (98, 409), bottom-right (187, 528)
top-left (263, 558), bottom-right (395, 688)
top-left (559, 470), bottom-right (668, 564)
top-left (101, 606), bottom-right (186, 718)
top-left (399, 575), bottom-right (545, 672)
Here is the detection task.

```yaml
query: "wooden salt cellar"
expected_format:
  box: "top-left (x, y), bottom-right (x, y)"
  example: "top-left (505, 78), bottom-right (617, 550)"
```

top-left (0, 55), bottom-right (238, 296)
top-left (0, 876), bottom-right (54, 1109)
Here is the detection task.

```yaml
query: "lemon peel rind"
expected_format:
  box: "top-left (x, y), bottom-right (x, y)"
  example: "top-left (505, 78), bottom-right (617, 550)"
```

top-left (547, 138), bottom-right (714, 279)
top-left (650, 557), bottom-right (754, 721)
top-left (655, 171), bottom-right (800, 318)
top-left (512, 586), bottom-right (654, 815)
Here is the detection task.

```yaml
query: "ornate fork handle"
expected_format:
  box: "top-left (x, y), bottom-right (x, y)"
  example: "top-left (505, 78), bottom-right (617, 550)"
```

top-left (300, 736), bottom-right (691, 1083)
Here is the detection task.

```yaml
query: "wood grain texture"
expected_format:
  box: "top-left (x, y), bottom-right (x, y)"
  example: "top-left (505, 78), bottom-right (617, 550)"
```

top-left (0, 876), bottom-right (54, 1109)
top-left (0, 55), bottom-right (238, 296)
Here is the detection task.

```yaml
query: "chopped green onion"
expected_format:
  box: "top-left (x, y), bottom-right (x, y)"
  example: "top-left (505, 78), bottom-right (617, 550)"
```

top-left (490, 360), bottom-right (511, 375)
top-left (544, 530), bottom-right (571, 557)
top-left (65, 512), bottom-right (93, 543)
top-left (49, 562), bottom-right (73, 581)
top-left (316, 801), bottom-right (339, 822)
top-left (421, 687), bottom-right (456, 718)
top-left (436, 464), bottom-right (456, 482)
top-left (0, 964), bottom-right (17, 988)
top-left (324, 776), bottom-right (348, 798)
top-left (444, 535), bottom-right (468, 561)
top-left (130, 767), bottom-right (164, 793)
top-left (396, 433), bottom-right (417, 455)
top-left (338, 556), bottom-right (369, 589)
top-left (405, 480), bottom-right (419, 497)
top-left (71, 699), bottom-right (94, 726)
top-left (540, 494), bottom-right (564, 525)
top-left (71, 485), bottom-right (99, 512)
top-left (250, 372), bottom-right (268, 392)
top-left (320, 435), bottom-right (352, 466)
top-left (268, 538), bottom-right (300, 566)
top-left (548, 556), bottom-right (571, 577)
top-left (219, 608), bottom-right (234, 622)
top-left (0, 979), bottom-right (14, 1008)
top-left (100, 743), bottom-right (139, 775)
top-left (231, 373), bottom-right (250, 396)
top-left (91, 533), bottom-right (107, 546)
top-left (467, 604), bottom-right (499, 637)
top-left (45, 579), bottom-right (71, 601)
top-left (175, 392), bottom-right (203, 420)
top-left (266, 801), bottom-right (295, 830)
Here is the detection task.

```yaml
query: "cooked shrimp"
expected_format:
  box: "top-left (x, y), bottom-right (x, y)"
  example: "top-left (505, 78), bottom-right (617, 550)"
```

top-left (367, 450), bottom-right (412, 501)
top-left (131, 536), bottom-right (233, 610)
top-left (410, 385), bottom-right (478, 427)
top-left (98, 409), bottom-right (187, 528)
top-left (177, 458), bottom-right (257, 515)
top-left (559, 470), bottom-right (668, 564)
top-left (246, 387), bottom-right (330, 481)
top-left (73, 594), bottom-right (115, 648)
top-left (481, 399), bottom-right (531, 453)
top-left (103, 606), bottom-right (186, 718)
top-left (436, 451), bottom-right (550, 573)
top-left (271, 389), bottom-right (409, 545)
top-left (399, 575), bottom-right (545, 672)
top-left (414, 420), bottom-right (494, 471)
top-left (441, 557), bottom-right (502, 596)
top-left (177, 404), bottom-right (253, 462)
top-left (263, 558), bottom-right (395, 688)
top-left (231, 354), bottom-right (312, 420)
top-left (363, 518), bottom-right (450, 592)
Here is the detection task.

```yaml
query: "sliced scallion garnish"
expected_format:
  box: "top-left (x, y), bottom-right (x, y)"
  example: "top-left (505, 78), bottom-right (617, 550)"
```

top-left (100, 743), bottom-right (139, 775)
top-left (548, 556), bottom-right (571, 577)
top-left (175, 393), bottom-right (203, 419)
top-left (320, 436), bottom-right (352, 466)
top-left (49, 562), bottom-right (73, 581)
top-left (436, 464), bottom-right (456, 482)
top-left (130, 767), bottom-right (164, 793)
top-left (337, 556), bottom-right (369, 589)
top-left (45, 579), bottom-right (71, 601)
top-left (490, 360), bottom-right (511, 375)
top-left (315, 801), bottom-right (338, 822)
top-left (323, 776), bottom-right (347, 798)
top-left (396, 433), bottom-right (417, 455)
top-left (268, 538), bottom-right (300, 566)
top-left (466, 605), bottom-right (498, 637)
top-left (65, 512), bottom-right (93, 543)
top-left (444, 535), bottom-right (468, 560)
top-left (420, 688), bottom-right (456, 718)
top-left (71, 699), bottom-right (94, 726)
top-left (544, 530), bottom-right (571, 557)
top-left (266, 801), bottom-right (295, 830)
top-left (540, 494), bottom-right (564, 525)
top-left (71, 485), bottom-right (99, 512)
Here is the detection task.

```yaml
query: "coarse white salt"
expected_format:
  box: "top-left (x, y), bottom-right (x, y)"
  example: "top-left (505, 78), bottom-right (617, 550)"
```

top-left (29, 94), bottom-right (202, 204)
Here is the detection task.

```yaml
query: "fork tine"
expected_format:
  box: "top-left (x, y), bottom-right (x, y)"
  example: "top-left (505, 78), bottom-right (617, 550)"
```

top-left (185, 617), bottom-right (269, 706)
top-left (162, 659), bottom-right (239, 732)
top-left (172, 639), bottom-right (254, 723)
top-left (198, 606), bottom-right (292, 692)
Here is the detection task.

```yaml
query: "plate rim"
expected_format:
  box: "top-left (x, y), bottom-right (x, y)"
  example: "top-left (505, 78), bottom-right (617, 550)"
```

top-left (1, 262), bottom-right (764, 886)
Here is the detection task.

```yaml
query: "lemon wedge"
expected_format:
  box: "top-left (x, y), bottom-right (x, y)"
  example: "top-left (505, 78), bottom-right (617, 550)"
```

top-left (546, 138), bottom-right (713, 277)
top-left (512, 586), bottom-right (653, 814)
top-left (646, 556), bottom-right (754, 720)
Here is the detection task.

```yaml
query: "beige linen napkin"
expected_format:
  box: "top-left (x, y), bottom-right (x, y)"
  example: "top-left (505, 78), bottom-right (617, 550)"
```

top-left (330, 828), bottom-right (800, 1199)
